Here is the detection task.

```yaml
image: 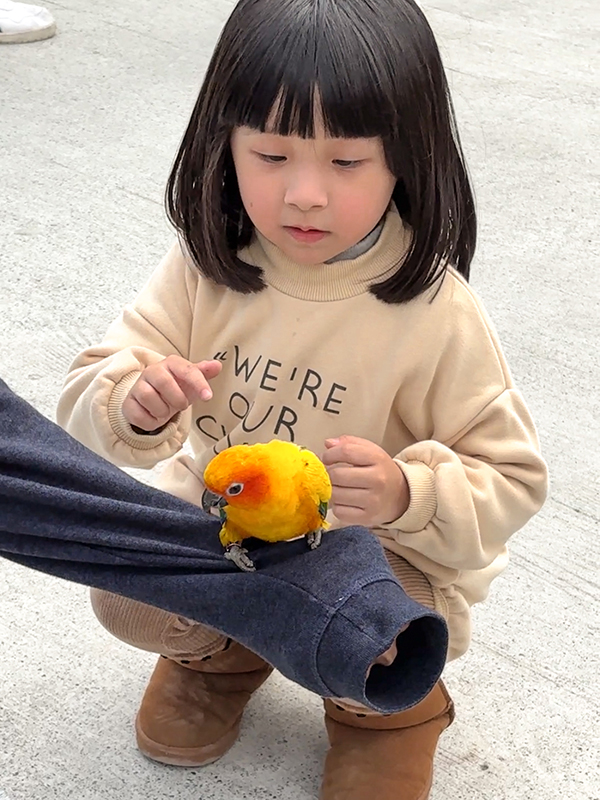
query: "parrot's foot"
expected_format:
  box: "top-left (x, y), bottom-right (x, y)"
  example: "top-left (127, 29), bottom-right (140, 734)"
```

top-left (225, 544), bottom-right (256, 572)
top-left (306, 529), bottom-right (324, 550)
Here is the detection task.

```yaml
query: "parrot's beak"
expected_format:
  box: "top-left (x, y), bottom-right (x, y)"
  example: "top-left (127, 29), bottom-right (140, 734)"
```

top-left (202, 489), bottom-right (227, 514)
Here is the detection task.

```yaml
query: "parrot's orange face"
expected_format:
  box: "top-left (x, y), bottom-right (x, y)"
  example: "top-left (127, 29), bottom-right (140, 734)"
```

top-left (203, 452), bottom-right (272, 511)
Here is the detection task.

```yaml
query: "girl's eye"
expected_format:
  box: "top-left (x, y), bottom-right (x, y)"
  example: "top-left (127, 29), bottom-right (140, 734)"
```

top-left (257, 153), bottom-right (287, 164)
top-left (226, 482), bottom-right (245, 497)
top-left (333, 159), bottom-right (362, 169)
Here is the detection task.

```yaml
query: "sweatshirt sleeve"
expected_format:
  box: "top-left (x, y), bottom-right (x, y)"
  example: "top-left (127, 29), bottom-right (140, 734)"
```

top-left (56, 242), bottom-right (198, 468)
top-left (381, 276), bottom-right (548, 571)
top-left (383, 389), bottom-right (548, 570)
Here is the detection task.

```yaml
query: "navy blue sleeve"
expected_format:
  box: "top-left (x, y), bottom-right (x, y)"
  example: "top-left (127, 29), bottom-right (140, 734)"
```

top-left (0, 378), bottom-right (447, 713)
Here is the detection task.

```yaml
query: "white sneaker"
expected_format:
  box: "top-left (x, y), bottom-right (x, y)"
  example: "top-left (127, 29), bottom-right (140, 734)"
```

top-left (0, 0), bottom-right (56, 43)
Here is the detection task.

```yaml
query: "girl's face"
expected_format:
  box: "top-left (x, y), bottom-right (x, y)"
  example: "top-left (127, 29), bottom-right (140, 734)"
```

top-left (230, 124), bottom-right (396, 264)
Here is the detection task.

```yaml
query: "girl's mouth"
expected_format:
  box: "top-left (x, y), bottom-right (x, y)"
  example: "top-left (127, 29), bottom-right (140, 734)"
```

top-left (284, 226), bottom-right (329, 244)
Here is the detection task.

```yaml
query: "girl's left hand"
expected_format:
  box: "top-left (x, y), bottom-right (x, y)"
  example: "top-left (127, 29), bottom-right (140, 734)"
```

top-left (322, 435), bottom-right (410, 527)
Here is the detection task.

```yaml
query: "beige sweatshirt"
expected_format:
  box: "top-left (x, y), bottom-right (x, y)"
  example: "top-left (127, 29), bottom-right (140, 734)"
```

top-left (57, 207), bottom-right (548, 660)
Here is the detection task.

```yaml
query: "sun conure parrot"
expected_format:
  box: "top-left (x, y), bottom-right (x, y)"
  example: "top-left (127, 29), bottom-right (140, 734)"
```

top-left (201, 440), bottom-right (332, 572)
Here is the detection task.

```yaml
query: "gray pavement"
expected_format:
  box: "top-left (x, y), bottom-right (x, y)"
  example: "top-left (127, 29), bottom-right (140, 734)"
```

top-left (1, 0), bottom-right (599, 798)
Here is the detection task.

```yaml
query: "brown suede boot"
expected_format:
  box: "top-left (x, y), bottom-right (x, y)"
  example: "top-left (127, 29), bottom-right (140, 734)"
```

top-left (135, 639), bottom-right (273, 767)
top-left (321, 681), bottom-right (454, 800)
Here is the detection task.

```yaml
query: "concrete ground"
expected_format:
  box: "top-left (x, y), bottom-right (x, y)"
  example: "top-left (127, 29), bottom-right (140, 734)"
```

top-left (1, 0), bottom-right (599, 798)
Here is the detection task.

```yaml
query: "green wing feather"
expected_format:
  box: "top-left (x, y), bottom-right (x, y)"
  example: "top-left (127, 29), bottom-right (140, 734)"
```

top-left (318, 499), bottom-right (328, 521)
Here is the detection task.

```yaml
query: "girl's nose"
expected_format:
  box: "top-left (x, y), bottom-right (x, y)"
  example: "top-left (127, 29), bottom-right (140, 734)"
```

top-left (284, 171), bottom-right (328, 211)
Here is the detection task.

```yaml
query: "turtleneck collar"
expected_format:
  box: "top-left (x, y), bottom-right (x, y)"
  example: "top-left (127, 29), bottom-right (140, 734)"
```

top-left (325, 215), bottom-right (386, 263)
top-left (239, 205), bottom-right (411, 302)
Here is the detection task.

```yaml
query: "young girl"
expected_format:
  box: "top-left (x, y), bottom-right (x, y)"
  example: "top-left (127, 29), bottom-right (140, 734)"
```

top-left (57, 0), bottom-right (548, 797)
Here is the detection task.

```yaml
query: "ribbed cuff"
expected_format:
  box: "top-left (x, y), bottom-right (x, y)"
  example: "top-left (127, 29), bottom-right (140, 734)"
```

top-left (382, 459), bottom-right (437, 533)
top-left (107, 371), bottom-right (182, 451)
top-left (383, 549), bottom-right (449, 620)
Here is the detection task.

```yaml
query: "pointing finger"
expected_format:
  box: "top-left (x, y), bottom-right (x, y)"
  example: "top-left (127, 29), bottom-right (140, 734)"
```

top-left (196, 360), bottom-right (223, 380)
top-left (168, 362), bottom-right (214, 402)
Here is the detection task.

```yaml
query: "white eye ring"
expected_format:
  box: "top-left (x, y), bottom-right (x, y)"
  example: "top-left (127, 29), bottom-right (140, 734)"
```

top-left (226, 482), bottom-right (244, 497)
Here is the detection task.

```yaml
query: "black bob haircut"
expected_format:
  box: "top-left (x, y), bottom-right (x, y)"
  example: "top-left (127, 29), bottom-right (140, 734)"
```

top-left (166, 0), bottom-right (476, 304)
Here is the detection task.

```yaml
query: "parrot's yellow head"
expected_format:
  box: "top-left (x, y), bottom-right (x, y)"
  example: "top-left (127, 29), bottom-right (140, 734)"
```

top-left (202, 444), bottom-right (275, 511)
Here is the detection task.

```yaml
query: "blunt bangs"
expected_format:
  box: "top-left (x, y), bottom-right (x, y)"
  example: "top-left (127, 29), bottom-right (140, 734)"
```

top-left (221, 4), bottom-right (395, 141)
top-left (166, 0), bottom-right (477, 302)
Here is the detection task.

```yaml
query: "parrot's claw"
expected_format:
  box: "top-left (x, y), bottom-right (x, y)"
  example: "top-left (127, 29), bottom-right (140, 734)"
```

top-left (225, 544), bottom-right (256, 572)
top-left (307, 529), bottom-right (323, 550)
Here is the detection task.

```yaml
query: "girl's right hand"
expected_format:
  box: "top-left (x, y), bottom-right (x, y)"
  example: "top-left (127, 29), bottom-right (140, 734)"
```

top-left (122, 355), bottom-right (223, 431)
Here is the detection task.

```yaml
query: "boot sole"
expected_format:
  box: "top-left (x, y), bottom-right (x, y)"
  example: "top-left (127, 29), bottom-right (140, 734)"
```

top-left (0, 22), bottom-right (56, 43)
top-left (135, 713), bottom-right (242, 768)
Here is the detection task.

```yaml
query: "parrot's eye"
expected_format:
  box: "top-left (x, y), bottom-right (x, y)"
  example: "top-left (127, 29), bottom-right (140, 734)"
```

top-left (226, 482), bottom-right (244, 497)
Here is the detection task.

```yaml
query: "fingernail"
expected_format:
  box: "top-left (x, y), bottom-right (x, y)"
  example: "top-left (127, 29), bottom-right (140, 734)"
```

top-left (325, 438), bottom-right (339, 446)
top-left (201, 389), bottom-right (212, 401)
